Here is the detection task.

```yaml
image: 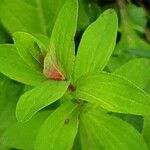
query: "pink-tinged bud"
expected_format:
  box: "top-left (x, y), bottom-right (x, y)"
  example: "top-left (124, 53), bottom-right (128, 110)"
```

top-left (44, 66), bottom-right (65, 80)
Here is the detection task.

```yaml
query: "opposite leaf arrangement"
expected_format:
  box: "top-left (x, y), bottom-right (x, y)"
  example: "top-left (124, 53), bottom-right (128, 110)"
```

top-left (0, 0), bottom-right (150, 150)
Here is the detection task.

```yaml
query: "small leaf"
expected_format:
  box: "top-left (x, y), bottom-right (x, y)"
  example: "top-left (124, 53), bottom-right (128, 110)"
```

top-left (44, 0), bottom-right (78, 80)
top-left (0, 44), bottom-right (45, 86)
top-left (13, 32), bottom-right (47, 71)
top-left (2, 110), bottom-right (52, 150)
top-left (74, 72), bottom-right (150, 115)
top-left (35, 101), bottom-right (79, 150)
top-left (74, 9), bottom-right (118, 81)
top-left (79, 104), bottom-right (148, 150)
top-left (16, 80), bottom-right (70, 122)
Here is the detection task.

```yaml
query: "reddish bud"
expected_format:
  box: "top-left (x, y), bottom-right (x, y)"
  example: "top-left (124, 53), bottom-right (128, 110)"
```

top-left (44, 66), bottom-right (65, 80)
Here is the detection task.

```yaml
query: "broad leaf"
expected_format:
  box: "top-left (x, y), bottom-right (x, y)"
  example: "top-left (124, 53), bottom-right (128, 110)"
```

top-left (79, 104), bottom-right (148, 150)
top-left (13, 32), bottom-right (48, 71)
top-left (114, 58), bottom-right (150, 149)
top-left (0, 76), bottom-right (24, 136)
top-left (35, 101), bottom-right (79, 150)
top-left (0, 0), bottom-right (65, 36)
top-left (0, 0), bottom-right (42, 34)
top-left (0, 44), bottom-right (45, 86)
top-left (74, 72), bottom-right (150, 115)
top-left (74, 9), bottom-right (118, 81)
top-left (44, 0), bottom-right (78, 80)
top-left (2, 110), bottom-right (52, 150)
top-left (16, 80), bottom-right (70, 122)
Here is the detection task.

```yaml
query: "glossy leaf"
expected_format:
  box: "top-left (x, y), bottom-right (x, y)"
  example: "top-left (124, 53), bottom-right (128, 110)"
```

top-left (2, 110), bottom-right (52, 150)
top-left (35, 101), bottom-right (79, 150)
top-left (0, 44), bottom-right (45, 86)
top-left (74, 9), bottom-right (118, 81)
top-left (16, 80), bottom-right (70, 122)
top-left (13, 32), bottom-right (47, 71)
top-left (74, 72), bottom-right (150, 115)
top-left (79, 104), bottom-right (148, 150)
top-left (44, 0), bottom-right (78, 80)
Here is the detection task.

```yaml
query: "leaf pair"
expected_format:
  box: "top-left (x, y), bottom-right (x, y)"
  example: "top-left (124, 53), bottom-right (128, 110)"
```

top-left (36, 100), bottom-right (148, 150)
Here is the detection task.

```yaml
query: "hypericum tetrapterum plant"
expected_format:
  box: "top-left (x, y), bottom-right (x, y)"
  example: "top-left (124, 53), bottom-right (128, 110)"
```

top-left (0, 0), bottom-right (150, 149)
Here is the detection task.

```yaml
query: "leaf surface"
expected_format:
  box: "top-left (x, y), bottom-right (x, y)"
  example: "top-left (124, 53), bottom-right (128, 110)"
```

top-left (45, 0), bottom-right (78, 80)
top-left (35, 101), bottom-right (79, 150)
top-left (0, 0), bottom-right (65, 36)
top-left (74, 9), bottom-right (118, 81)
top-left (79, 104), bottom-right (148, 150)
top-left (2, 111), bottom-right (51, 150)
top-left (0, 76), bottom-right (23, 137)
top-left (16, 80), bottom-right (70, 122)
top-left (13, 32), bottom-right (47, 71)
top-left (0, 44), bottom-right (45, 86)
top-left (114, 58), bottom-right (150, 149)
top-left (74, 72), bottom-right (150, 115)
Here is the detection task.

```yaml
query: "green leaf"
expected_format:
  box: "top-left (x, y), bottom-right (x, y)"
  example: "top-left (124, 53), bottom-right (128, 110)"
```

top-left (77, 0), bottom-right (101, 32)
top-left (114, 58), bottom-right (150, 149)
top-left (35, 101), bottom-right (79, 150)
top-left (44, 0), bottom-right (78, 80)
top-left (0, 44), bottom-right (46, 86)
top-left (79, 104), bottom-right (148, 150)
top-left (13, 32), bottom-right (47, 71)
top-left (0, 0), bottom-right (42, 34)
top-left (2, 110), bottom-right (52, 150)
top-left (0, 77), bottom-right (24, 136)
top-left (115, 58), bottom-right (150, 89)
top-left (16, 80), bottom-right (70, 122)
top-left (0, 145), bottom-right (10, 150)
top-left (127, 3), bottom-right (147, 32)
top-left (0, 0), bottom-right (65, 36)
top-left (143, 116), bottom-right (150, 149)
top-left (74, 9), bottom-right (118, 81)
top-left (74, 72), bottom-right (150, 115)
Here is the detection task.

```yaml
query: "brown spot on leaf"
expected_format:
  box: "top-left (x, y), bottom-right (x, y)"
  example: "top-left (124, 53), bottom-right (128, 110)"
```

top-left (64, 118), bottom-right (69, 125)
top-left (68, 84), bottom-right (76, 92)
